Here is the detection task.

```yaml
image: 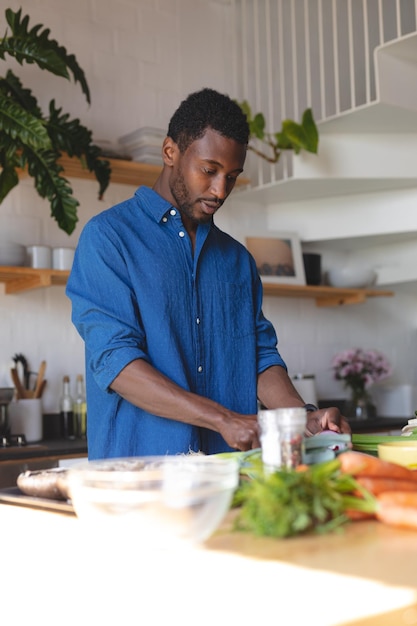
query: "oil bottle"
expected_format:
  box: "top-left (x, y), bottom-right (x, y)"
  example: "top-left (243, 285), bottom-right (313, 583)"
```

top-left (73, 374), bottom-right (87, 439)
top-left (59, 375), bottom-right (75, 439)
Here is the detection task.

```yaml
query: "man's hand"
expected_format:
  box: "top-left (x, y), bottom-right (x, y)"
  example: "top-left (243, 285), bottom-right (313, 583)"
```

top-left (218, 413), bottom-right (260, 451)
top-left (305, 407), bottom-right (351, 436)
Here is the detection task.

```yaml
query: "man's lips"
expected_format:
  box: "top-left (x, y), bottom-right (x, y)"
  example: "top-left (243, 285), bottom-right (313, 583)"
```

top-left (200, 199), bottom-right (222, 214)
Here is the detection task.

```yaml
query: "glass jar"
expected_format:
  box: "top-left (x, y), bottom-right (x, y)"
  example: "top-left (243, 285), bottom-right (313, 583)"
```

top-left (257, 409), bottom-right (282, 471)
top-left (257, 407), bottom-right (307, 471)
top-left (276, 408), bottom-right (307, 469)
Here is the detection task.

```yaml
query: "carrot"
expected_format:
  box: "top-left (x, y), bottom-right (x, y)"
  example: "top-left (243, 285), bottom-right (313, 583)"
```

top-left (355, 476), bottom-right (417, 496)
top-left (345, 509), bottom-right (376, 521)
top-left (376, 491), bottom-right (417, 530)
top-left (378, 491), bottom-right (417, 507)
top-left (338, 451), bottom-right (417, 483)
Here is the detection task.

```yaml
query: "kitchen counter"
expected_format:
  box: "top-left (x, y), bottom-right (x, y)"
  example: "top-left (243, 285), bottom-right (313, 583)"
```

top-left (0, 418), bottom-right (407, 489)
top-left (348, 416), bottom-right (407, 433)
top-left (0, 438), bottom-right (87, 489)
top-left (0, 502), bottom-right (416, 625)
top-left (0, 416), bottom-right (407, 462)
top-left (0, 438), bottom-right (88, 462)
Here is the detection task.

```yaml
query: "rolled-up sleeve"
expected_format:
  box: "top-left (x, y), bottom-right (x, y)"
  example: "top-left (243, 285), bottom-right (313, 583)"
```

top-left (66, 217), bottom-right (149, 392)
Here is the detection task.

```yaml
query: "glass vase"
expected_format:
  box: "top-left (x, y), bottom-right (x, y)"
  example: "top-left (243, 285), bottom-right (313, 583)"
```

top-left (345, 389), bottom-right (376, 420)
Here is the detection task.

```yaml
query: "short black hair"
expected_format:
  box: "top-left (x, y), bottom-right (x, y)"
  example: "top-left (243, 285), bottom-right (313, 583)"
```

top-left (167, 88), bottom-right (249, 153)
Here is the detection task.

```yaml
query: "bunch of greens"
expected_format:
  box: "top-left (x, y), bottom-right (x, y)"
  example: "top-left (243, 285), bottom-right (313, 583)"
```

top-left (0, 8), bottom-right (111, 234)
top-left (237, 100), bottom-right (319, 164)
top-left (352, 432), bottom-right (417, 455)
top-left (233, 458), bottom-right (376, 538)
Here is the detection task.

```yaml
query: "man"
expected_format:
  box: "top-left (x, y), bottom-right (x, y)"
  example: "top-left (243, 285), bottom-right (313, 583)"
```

top-left (66, 88), bottom-right (349, 459)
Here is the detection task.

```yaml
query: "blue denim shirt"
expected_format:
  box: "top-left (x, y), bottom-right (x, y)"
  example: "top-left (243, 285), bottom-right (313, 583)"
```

top-left (66, 186), bottom-right (286, 458)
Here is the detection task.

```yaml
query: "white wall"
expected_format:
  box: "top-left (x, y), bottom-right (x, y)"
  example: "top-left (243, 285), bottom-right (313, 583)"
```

top-left (0, 0), bottom-right (233, 411)
top-left (0, 0), bottom-right (416, 413)
top-left (219, 194), bottom-right (417, 403)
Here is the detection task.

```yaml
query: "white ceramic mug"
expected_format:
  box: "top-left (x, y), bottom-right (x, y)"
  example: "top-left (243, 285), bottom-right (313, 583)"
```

top-left (26, 245), bottom-right (52, 269)
top-left (8, 398), bottom-right (43, 443)
top-left (52, 247), bottom-right (75, 270)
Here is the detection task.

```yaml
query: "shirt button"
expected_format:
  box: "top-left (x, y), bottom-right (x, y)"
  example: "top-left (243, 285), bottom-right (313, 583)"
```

top-left (196, 317), bottom-right (200, 324)
top-left (170, 209), bottom-right (176, 216)
top-left (179, 231), bottom-right (185, 238)
top-left (162, 216), bottom-right (168, 223)
top-left (198, 366), bottom-right (203, 373)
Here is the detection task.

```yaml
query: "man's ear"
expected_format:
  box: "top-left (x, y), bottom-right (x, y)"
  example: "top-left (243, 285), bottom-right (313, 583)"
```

top-left (162, 136), bottom-right (178, 166)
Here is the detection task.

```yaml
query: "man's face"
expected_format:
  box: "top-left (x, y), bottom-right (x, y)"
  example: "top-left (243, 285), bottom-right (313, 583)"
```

top-left (166, 128), bottom-right (246, 226)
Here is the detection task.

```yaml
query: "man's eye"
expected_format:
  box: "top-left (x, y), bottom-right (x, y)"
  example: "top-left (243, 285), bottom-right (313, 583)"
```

top-left (203, 168), bottom-right (216, 175)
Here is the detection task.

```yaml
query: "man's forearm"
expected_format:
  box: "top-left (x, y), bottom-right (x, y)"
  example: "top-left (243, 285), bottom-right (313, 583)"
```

top-left (110, 358), bottom-right (261, 451)
top-left (257, 365), bottom-right (305, 409)
top-left (110, 358), bottom-right (228, 431)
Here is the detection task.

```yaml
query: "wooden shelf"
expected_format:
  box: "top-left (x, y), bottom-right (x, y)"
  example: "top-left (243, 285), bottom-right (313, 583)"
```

top-left (261, 283), bottom-right (394, 307)
top-left (17, 154), bottom-right (160, 187)
top-left (59, 155), bottom-right (162, 187)
top-left (0, 267), bottom-right (69, 294)
top-left (0, 267), bottom-right (395, 304)
top-left (18, 154), bottom-right (250, 189)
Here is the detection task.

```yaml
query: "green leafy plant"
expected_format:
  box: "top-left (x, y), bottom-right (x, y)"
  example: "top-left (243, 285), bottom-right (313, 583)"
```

top-left (0, 8), bottom-right (111, 234)
top-left (233, 457), bottom-right (376, 538)
top-left (237, 100), bottom-right (319, 164)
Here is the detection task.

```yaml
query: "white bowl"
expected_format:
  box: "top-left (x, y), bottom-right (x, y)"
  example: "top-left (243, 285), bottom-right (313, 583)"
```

top-left (66, 455), bottom-right (239, 548)
top-left (327, 266), bottom-right (377, 289)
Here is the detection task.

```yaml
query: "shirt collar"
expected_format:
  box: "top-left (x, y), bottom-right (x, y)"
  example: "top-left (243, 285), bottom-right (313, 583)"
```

top-left (135, 186), bottom-right (174, 223)
top-left (135, 186), bottom-right (213, 237)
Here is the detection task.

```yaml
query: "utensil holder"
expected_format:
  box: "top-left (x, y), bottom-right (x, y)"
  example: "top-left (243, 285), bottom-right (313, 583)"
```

top-left (9, 398), bottom-right (43, 442)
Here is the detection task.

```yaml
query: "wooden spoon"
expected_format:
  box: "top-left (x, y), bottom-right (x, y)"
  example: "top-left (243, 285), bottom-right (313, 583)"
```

top-left (10, 367), bottom-right (27, 400)
top-left (33, 360), bottom-right (47, 399)
top-left (34, 378), bottom-right (47, 399)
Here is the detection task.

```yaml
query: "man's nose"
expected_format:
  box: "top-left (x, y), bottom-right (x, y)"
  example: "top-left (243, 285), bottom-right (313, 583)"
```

top-left (210, 175), bottom-right (228, 201)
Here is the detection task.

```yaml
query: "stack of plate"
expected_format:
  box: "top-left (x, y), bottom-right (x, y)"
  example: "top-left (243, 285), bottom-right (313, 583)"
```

top-left (118, 127), bottom-right (166, 165)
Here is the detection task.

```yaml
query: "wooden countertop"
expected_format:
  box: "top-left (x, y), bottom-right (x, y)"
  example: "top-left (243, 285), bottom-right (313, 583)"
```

top-left (1, 501), bottom-right (417, 625)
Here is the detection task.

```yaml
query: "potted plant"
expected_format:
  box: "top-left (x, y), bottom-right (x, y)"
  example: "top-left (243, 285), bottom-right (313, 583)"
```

top-left (331, 348), bottom-right (392, 419)
top-left (0, 8), bottom-right (111, 235)
top-left (237, 100), bottom-right (319, 163)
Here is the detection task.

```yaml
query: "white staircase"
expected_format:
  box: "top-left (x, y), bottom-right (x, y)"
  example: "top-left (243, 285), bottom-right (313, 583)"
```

top-left (234, 21), bottom-right (417, 287)
top-left (240, 32), bottom-right (417, 200)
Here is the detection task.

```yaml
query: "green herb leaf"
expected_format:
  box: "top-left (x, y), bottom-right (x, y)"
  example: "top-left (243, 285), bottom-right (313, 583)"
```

top-left (233, 458), bottom-right (377, 538)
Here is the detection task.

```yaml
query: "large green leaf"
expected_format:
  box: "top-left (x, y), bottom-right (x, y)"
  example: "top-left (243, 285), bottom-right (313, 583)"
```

top-left (47, 100), bottom-right (94, 155)
top-left (0, 92), bottom-right (50, 149)
top-left (47, 100), bottom-right (111, 198)
top-left (23, 146), bottom-right (79, 234)
top-left (0, 69), bottom-right (42, 116)
top-left (1, 8), bottom-right (90, 103)
top-left (236, 99), bottom-right (319, 163)
top-left (250, 113), bottom-right (266, 140)
top-left (302, 108), bottom-right (319, 153)
top-left (0, 9), bottom-right (70, 79)
top-left (279, 119), bottom-right (309, 154)
top-left (0, 162), bottom-right (18, 202)
top-left (0, 8), bottom-right (111, 232)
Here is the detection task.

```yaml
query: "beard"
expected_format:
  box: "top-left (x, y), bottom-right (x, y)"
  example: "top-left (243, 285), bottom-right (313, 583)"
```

top-left (169, 165), bottom-right (212, 225)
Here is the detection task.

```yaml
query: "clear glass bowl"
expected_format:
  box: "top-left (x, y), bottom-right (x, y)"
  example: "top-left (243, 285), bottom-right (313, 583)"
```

top-left (66, 455), bottom-right (239, 547)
